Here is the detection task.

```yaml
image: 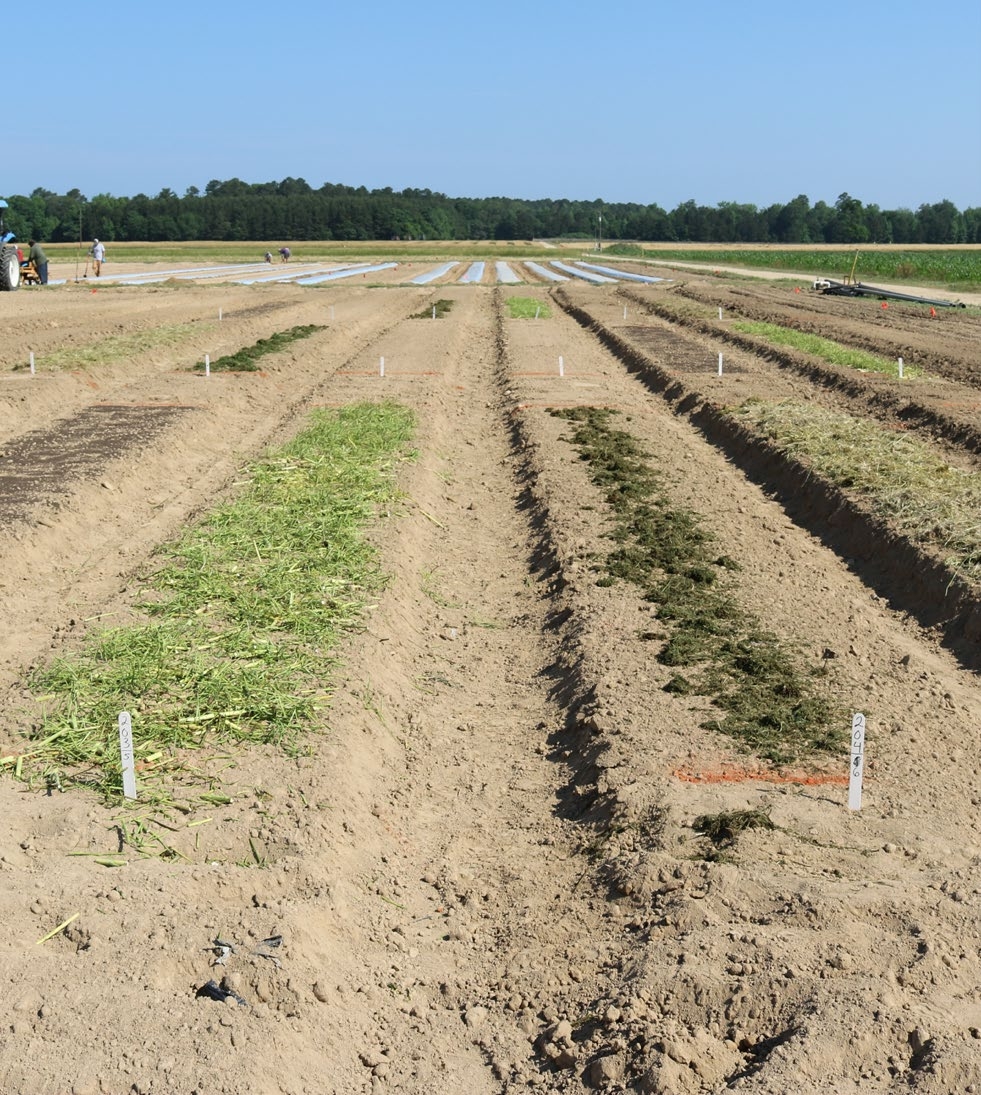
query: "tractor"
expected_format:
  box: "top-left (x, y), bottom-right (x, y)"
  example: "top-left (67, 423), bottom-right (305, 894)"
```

top-left (0, 199), bottom-right (19, 290)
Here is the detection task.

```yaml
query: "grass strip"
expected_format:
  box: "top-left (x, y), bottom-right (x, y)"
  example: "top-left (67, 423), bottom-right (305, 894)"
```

top-left (19, 401), bottom-right (415, 803)
top-left (734, 400), bottom-right (981, 583)
top-left (552, 407), bottom-right (842, 763)
top-left (193, 324), bottom-right (325, 371)
top-left (16, 324), bottom-right (202, 372)
top-left (732, 321), bottom-right (921, 378)
top-left (507, 297), bottom-right (551, 319)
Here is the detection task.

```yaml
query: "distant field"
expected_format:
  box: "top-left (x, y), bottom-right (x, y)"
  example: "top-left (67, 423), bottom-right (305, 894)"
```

top-left (45, 239), bottom-right (559, 264)
top-left (42, 239), bottom-right (981, 289)
top-left (603, 244), bottom-right (981, 289)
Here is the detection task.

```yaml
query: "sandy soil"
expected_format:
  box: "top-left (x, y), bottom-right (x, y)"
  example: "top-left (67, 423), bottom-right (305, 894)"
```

top-left (1, 267), bottom-right (980, 1094)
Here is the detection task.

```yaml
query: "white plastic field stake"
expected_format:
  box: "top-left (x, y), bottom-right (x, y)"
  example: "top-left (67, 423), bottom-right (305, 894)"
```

top-left (29, 352), bottom-right (35, 375)
top-left (535, 307), bottom-right (540, 319)
top-left (898, 357), bottom-right (904, 379)
top-left (623, 305), bottom-right (628, 319)
top-left (380, 356), bottom-right (385, 377)
top-left (219, 308), bottom-right (223, 322)
top-left (432, 305), bottom-right (436, 319)
top-left (719, 307), bottom-right (723, 320)
top-left (205, 354), bottom-right (210, 377)
top-left (558, 356), bottom-right (564, 377)
top-left (118, 711), bottom-right (137, 800)
top-left (848, 712), bottom-right (866, 811)
top-left (718, 353), bottom-right (723, 376)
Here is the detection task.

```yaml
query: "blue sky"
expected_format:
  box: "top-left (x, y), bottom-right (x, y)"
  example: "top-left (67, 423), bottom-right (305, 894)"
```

top-left (9, 0), bottom-right (980, 210)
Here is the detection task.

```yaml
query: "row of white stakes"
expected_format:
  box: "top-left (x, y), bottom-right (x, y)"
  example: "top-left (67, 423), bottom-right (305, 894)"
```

top-left (17, 308), bottom-right (905, 384)
top-left (114, 706), bottom-right (868, 808)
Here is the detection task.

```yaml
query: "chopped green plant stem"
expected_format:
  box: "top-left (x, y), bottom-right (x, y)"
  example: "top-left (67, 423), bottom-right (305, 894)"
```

top-left (192, 324), bottom-right (325, 372)
top-left (551, 406), bottom-right (842, 763)
top-left (507, 297), bottom-right (551, 319)
top-left (19, 402), bottom-right (415, 803)
top-left (732, 321), bottom-right (922, 378)
top-left (734, 400), bottom-right (981, 584)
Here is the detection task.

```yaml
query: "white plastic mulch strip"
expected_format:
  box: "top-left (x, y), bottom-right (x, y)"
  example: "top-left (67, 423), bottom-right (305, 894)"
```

top-left (523, 261), bottom-right (567, 282)
top-left (495, 262), bottom-right (521, 284)
top-left (460, 262), bottom-right (485, 284)
top-left (576, 261), bottom-right (665, 284)
top-left (410, 262), bottom-right (460, 285)
top-left (234, 265), bottom-right (345, 285)
top-left (549, 261), bottom-right (617, 284)
top-left (295, 263), bottom-right (399, 285)
top-left (181, 263), bottom-right (312, 281)
top-left (92, 262), bottom-right (273, 285)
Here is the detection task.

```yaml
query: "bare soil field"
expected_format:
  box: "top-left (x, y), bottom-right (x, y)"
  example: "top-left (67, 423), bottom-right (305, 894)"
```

top-left (1, 265), bottom-right (981, 1095)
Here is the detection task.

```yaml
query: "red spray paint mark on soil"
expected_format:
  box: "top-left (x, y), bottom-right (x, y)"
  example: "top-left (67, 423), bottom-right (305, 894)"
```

top-left (673, 765), bottom-right (850, 786)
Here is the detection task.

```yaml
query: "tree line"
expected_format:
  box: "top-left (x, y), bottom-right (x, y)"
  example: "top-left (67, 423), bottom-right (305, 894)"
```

top-left (3, 180), bottom-right (978, 246)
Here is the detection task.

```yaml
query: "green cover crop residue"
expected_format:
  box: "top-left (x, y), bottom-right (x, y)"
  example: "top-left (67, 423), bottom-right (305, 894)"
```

top-left (193, 324), bottom-right (325, 371)
top-left (734, 400), bottom-right (981, 584)
top-left (732, 321), bottom-right (922, 378)
top-left (16, 401), bottom-right (416, 803)
top-left (552, 407), bottom-right (842, 764)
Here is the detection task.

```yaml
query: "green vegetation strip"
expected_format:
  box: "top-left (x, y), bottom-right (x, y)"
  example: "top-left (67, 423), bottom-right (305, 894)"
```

top-left (193, 324), bottom-right (325, 372)
top-left (14, 401), bottom-right (415, 802)
top-left (16, 324), bottom-right (202, 372)
top-left (734, 400), bottom-right (981, 584)
top-left (732, 321), bottom-right (920, 378)
top-left (507, 297), bottom-right (551, 319)
top-left (552, 407), bottom-right (841, 763)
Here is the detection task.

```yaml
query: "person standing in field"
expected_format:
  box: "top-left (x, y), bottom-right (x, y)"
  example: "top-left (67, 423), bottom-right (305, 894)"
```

top-left (279, 246), bottom-right (291, 262)
top-left (91, 238), bottom-right (106, 276)
top-left (28, 238), bottom-right (48, 284)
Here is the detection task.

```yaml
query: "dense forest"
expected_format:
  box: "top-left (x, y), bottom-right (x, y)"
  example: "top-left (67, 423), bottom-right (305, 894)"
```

top-left (2, 180), bottom-right (978, 245)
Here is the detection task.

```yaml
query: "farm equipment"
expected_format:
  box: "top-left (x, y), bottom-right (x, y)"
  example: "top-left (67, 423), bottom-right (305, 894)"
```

top-left (0, 199), bottom-right (19, 290)
top-left (812, 277), bottom-right (965, 308)
top-left (812, 249), bottom-right (965, 308)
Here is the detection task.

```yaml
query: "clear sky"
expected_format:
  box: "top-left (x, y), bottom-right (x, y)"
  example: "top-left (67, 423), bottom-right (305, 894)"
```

top-left (8, 0), bottom-right (980, 211)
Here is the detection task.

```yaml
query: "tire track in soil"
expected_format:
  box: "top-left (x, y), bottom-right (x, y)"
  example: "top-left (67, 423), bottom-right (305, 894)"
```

top-left (495, 288), bottom-right (981, 1093)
